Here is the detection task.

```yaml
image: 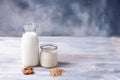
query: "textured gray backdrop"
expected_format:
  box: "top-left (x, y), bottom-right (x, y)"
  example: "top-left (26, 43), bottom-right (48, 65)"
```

top-left (0, 0), bottom-right (120, 37)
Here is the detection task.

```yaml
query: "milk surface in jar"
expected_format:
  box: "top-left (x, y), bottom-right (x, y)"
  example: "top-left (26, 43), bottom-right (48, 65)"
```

top-left (40, 44), bottom-right (58, 68)
top-left (21, 23), bottom-right (39, 66)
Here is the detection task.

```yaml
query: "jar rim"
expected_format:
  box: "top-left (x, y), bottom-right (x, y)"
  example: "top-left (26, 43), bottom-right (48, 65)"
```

top-left (40, 43), bottom-right (57, 50)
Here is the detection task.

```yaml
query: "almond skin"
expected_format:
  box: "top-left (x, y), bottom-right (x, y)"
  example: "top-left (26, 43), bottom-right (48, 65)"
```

top-left (22, 66), bottom-right (34, 75)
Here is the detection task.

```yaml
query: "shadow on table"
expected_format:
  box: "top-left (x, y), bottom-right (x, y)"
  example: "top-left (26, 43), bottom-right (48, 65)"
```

top-left (57, 61), bottom-right (72, 67)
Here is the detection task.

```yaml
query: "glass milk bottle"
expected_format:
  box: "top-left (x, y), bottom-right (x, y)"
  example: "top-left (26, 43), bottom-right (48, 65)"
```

top-left (40, 44), bottom-right (58, 68)
top-left (21, 23), bottom-right (39, 66)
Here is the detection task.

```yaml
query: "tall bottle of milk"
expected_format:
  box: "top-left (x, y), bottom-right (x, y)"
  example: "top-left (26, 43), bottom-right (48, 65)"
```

top-left (21, 23), bottom-right (39, 66)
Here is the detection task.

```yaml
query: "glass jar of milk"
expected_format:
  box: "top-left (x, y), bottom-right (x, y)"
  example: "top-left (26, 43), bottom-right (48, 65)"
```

top-left (40, 44), bottom-right (58, 68)
top-left (21, 23), bottom-right (39, 66)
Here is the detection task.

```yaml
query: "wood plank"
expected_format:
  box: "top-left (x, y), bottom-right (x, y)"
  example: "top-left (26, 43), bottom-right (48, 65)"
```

top-left (0, 37), bottom-right (119, 80)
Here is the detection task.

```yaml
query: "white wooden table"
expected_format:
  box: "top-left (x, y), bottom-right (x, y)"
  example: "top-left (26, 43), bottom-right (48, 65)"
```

top-left (0, 37), bottom-right (120, 80)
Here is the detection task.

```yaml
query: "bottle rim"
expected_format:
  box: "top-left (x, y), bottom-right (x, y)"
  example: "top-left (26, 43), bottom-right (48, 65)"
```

top-left (23, 22), bottom-right (36, 32)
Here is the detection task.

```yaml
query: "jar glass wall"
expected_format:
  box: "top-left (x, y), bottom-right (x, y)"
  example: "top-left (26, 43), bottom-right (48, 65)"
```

top-left (40, 44), bottom-right (58, 68)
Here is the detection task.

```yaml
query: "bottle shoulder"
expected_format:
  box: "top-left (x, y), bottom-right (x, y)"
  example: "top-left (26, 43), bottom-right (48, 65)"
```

top-left (23, 32), bottom-right (37, 36)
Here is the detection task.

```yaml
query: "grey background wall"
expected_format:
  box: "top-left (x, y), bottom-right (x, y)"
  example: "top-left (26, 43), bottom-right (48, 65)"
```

top-left (0, 0), bottom-right (120, 37)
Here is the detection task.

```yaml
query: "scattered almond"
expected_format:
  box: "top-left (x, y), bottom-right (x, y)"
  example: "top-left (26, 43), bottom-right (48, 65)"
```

top-left (49, 68), bottom-right (65, 77)
top-left (22, 66), bottom-right (34, 75)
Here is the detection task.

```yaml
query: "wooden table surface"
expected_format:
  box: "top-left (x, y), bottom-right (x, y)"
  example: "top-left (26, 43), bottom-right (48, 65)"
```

top-left (0, 37), bottom-right (120, 80)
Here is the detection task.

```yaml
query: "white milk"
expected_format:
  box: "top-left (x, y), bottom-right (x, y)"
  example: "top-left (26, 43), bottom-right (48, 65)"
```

top-left (40, 44), bottom-right (57, 67)
top-left (21, 23), bottom-right (39, 66)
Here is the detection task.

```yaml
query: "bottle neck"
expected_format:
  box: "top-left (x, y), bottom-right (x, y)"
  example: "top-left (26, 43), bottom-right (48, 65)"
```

top-left (23, 23), bottom-right (36, 33)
